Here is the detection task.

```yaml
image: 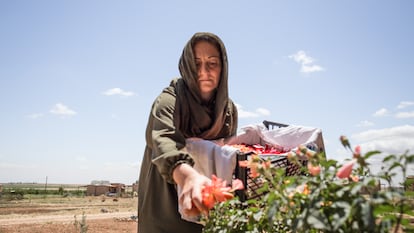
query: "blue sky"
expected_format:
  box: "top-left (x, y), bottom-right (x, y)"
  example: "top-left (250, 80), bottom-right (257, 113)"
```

top-left (1, 1), bottom-right (413, 185)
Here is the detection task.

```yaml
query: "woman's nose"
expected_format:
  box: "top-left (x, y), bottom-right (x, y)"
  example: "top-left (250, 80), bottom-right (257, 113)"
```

top-left (198, 63), bottom-right (209, 76)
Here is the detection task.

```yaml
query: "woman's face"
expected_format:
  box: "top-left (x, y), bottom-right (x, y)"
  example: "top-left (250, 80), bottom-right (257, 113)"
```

top-left (194, 41), bottom-right (221, 102)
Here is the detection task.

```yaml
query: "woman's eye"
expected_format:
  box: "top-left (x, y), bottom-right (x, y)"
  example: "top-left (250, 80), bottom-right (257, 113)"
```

top-left (208, 62), bottom-right (218, 68)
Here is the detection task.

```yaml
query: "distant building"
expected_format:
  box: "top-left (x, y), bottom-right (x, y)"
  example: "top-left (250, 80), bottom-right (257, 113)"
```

top-left (86, 181), bottom-right (125, 196)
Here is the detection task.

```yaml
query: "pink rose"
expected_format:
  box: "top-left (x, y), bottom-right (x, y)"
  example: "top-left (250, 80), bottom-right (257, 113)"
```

top-left (336, 159), bottom-right (356, 179)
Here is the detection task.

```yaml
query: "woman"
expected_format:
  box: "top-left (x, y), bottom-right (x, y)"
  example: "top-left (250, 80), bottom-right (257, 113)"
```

top-left (137, 32), bottom-right (238, 233)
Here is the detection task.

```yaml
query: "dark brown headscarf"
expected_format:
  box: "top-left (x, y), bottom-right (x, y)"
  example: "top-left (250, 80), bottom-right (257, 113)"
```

top-left (167, 32), bottom-right (237, 140)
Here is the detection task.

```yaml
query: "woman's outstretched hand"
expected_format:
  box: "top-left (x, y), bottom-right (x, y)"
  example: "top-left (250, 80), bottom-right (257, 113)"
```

top-left (173, 163), bottom-right (211, 217)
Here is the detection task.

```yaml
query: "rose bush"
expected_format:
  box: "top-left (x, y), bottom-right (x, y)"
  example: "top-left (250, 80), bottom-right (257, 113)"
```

top-left (202, 136), bottom-right (414, 233)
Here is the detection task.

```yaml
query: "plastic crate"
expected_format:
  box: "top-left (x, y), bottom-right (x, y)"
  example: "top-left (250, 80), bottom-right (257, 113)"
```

top-left (262, 120), bottom-right (289, 130)
top-left (235, 152), bottom-right (307, 201)
top-left (234, 120), bottom-right (310, 201)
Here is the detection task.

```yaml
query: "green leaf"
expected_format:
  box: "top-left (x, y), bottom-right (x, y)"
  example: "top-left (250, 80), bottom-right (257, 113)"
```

top-left (253, 211), bottom-right (262, 222)
top-left (321, 159), bottom-right (337, 168)
top-left (363, 150), bottom-right (381, 160)
top-left (307, 209), bottom-right (330, 230)
top-left (360, 202), bottom-right (375, 229)
top-left (331, 201), bottom-right (351, 230)
top-left (383, 154), bottom-right (396, 163)
top-left (350, 182), bottom-right (363, 195)
top-left (389, 161), bottom-right (402, 172)
top-left (405, 154), bottom-right (414, 163)
top-left (267, 204), bottom-right (277, 222)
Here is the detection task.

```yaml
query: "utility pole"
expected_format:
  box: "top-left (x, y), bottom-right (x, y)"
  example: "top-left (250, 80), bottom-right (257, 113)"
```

top-left (44, 176), bottom-right (48, 194)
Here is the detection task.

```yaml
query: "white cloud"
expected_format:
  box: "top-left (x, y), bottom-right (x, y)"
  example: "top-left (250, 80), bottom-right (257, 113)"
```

top-left (397, 101), bottom-right (414, 109)
top-left (352, 125), bottom-right (414, 186)
top-left (238, 109), bottom-right (259, 118)
top-left (372, 105), bottom-right (414, 119)
top-left (373, 108), bottom-right (389, 117)
top-left (395, 111), bottom-right (414, 119)
top-left (352, 125), bottom-right (414, 155)
top-left (50, 103), bottom-right (77, 117)
top-left (356, 120), bottom-right (374, 127)
top-left (255, 108), bottom-right (271, 116)
top-left (103, 88), bottom-right (135, 97)
top-left (236, 104), bottom-right (271, 118)
top-left (289, 50), bottom-right (324, 73)
top-left (27, 113), bottom-right (44, 119)
top-left (301, 64), bottom-right (324, 73)
top-left (289, 50), bottom-right (314, 65)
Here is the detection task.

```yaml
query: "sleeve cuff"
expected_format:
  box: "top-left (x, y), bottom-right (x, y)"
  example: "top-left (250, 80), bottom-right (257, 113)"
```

top-left (168, 158), bottom-right (195, 184)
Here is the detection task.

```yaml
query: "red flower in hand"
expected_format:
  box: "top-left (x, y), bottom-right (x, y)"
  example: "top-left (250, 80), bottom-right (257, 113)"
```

top-left (201, 175), bottom-right (244, 210)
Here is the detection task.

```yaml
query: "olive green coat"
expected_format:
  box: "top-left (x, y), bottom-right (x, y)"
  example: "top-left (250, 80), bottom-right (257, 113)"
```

top-left (137, 32), bottom-right (238, 233)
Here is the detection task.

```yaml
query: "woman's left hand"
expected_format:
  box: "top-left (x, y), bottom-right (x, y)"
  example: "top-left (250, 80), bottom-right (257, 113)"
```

top-left (173, 163), bottom-right (211, 217)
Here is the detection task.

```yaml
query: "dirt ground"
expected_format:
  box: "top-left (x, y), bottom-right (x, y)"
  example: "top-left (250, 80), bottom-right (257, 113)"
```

top-left (0, 195), bottom-right (138, 233)
top-left (0, 218), bottom-right (137, 233)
